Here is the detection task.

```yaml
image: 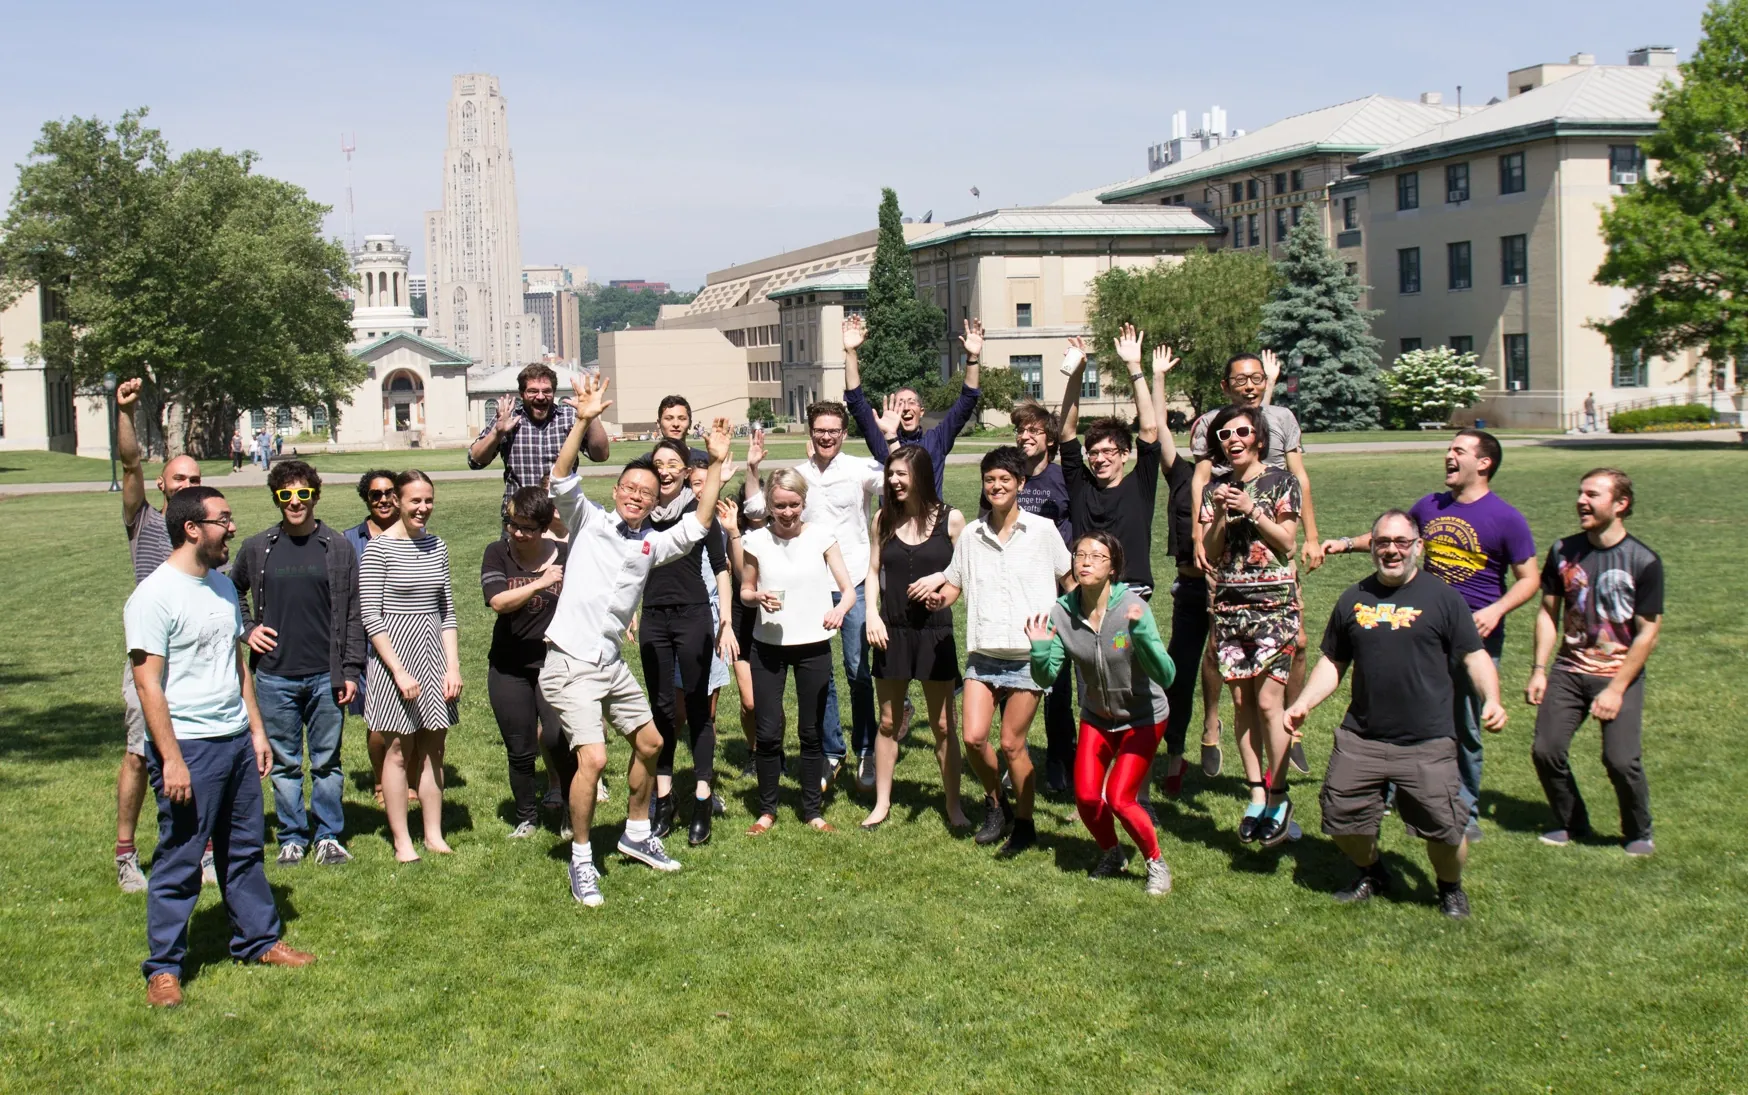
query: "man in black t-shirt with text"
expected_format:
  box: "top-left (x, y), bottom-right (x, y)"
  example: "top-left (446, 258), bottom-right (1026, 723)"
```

top-left (1287, 510), bottom-right (1507, 919)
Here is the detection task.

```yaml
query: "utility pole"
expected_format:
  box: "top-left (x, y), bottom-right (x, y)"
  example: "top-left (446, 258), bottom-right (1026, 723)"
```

top-left (341, 133), bottom-right (357, 253)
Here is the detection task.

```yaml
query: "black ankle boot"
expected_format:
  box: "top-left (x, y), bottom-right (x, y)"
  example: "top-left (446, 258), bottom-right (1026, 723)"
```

top-left (652, 794), bottom-right (674, 839)
top-left (689, 796), bottom-right (713, 846)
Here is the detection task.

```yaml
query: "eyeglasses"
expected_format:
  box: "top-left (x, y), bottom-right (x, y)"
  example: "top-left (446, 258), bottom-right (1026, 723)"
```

top-left (508, 522), bottom-right (542, 535)
top-left (274, 487), bottom-right (315, 503)
top-left (1373, 537), bottom-right (1420, 550)
top-left (1072, 551), bottom-right (1111, 563)
top-left (367, 489), bottom-right (396, 502)
top-left (617, 485), bottom-right (657, 501)
top-left (1228, 373), bottom-right (1266, 387)
top-left (1215, 425), bottom-right (1256, 441)
top-left (196, 515), bottom-right (237, 529)
top-left (1086, 446), bottom-right (1123, 460)
top-left (811, 428), bottom-right (845, 438)
top-left (1015, 424), bottom-right (1048, 437)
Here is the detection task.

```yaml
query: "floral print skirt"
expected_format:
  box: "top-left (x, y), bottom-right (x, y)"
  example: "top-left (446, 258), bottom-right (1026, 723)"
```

top-left (1210, 581), bottom-right (1300, 684)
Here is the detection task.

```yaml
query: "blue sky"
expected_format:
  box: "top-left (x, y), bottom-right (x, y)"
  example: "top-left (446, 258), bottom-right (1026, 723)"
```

top-left (0, 0), bottom-right (1707, 289)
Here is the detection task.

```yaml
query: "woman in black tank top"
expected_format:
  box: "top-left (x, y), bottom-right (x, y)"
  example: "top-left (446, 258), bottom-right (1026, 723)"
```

top-left (863, 447), bottom-right (968, 830)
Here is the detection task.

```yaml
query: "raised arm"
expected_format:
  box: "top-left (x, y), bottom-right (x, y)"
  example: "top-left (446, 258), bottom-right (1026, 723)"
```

top-left (841, 314), bottom-right (894, 460)
top-left (1152, 346), bottom-right (1180, 468)
top-left (116, 378), bottom-right (148, 525)
top-left (551, 375), bottom-right (612, 480)
top-left (468, 396), bottom-right (523, 470)
top-left (691, 417), bottom-right (733, 526)
top-left (1057, 337), bottom-right (1089, 442)
top-left (1260, 348), bottom-right (1281, 406)
top-left (741, 429), bottom-right (768, 517)
top-left (1114, 323), bottom-right (1158, 443)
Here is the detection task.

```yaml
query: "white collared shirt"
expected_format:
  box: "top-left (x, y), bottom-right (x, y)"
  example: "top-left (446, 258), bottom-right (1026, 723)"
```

top-left (744, 453), bottom-right (883, 582)
top-left (544, 473), bottom-right (707, 664)
top-left (942, 509), bottom-right (1072, 660)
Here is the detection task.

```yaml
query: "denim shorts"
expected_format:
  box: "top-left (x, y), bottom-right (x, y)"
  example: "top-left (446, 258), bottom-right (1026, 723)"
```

top-left (963, 653), bottom-right (1045, 695)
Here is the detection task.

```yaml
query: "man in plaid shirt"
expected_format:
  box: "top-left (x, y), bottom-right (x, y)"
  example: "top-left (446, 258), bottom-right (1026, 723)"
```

top-left (469, 364), bottom-right (611, 515)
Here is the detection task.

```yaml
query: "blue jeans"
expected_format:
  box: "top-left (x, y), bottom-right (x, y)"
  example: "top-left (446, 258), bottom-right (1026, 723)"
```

top-left (821, 583), bottom-right (875, 760)
top-left (1452, 653), bottom-right (1499, 826)
top-left (256, 671), bottom-right (346, 847)
top-left (143, 732), bottom-right (282, 979)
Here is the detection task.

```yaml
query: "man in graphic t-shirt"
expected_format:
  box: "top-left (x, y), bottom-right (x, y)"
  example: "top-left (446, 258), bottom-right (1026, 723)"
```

top-left (1526, 468), bottom-right (1663, 857)
top-left (229, 460), bottom-right (366, 868)
top-left (1323, 429), bottom-right (1537, 841)
top-left (1288, 510), bottom-right (1506, 920)
top-left (113, 378), bottom-right (206, 894)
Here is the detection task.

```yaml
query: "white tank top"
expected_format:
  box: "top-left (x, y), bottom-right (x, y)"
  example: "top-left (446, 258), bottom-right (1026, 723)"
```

top-left (742, 524), bottom-right (839, 646)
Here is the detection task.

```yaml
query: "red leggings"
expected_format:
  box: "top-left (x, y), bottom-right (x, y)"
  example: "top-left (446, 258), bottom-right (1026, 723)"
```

top-left (1074, 719), bottom-right (1165, 860)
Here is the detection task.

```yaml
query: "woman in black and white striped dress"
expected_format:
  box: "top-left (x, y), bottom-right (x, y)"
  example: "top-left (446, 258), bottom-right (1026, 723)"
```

top-left (360, 470), bottom-right (462, 862)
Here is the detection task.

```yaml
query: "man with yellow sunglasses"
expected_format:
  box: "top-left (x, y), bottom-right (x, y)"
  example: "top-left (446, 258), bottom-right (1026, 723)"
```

top-left (229, 460), bottom-right (368, 867)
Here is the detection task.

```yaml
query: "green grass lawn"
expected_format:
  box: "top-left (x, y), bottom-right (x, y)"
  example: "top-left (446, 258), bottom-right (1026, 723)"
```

top-left (0, 449), bottom-right (161, 486)
top-left (1, 447), bottom-right (1745, 1092)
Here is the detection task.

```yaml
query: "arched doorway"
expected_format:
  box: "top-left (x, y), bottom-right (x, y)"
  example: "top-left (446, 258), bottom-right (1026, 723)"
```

top-left (382, 370), bottom-right (426, 435)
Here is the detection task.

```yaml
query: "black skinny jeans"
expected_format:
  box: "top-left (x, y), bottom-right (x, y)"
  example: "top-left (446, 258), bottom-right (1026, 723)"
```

top-left (486, 665), bottom-right (576, 825)
top-left (638, 604), bottom-right (718, 788)
top-left (750, 639), bottom-right (833, 821)
top-left (1164, 575), bottom-right (1212, 756)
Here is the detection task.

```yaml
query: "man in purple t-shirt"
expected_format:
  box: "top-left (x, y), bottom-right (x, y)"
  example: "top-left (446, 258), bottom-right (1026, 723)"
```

top-left (1322, 430), bottom-right (1538, 840)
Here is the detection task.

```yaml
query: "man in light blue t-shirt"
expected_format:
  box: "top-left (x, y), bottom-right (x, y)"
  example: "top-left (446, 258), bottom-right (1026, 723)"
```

top-left (124, 486), bottom-right (315, 1008)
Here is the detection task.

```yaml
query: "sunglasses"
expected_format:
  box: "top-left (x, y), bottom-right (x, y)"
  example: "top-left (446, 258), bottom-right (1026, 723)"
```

top-left (274, 488), bottom-right (315, 503)
top-left (1215, 425), bottom-right (1256, 441)
top-left (367, 489), bottom-right (396, 502)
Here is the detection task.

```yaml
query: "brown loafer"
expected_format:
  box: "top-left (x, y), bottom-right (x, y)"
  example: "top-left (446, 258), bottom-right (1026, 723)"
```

top-left (146, 972), bottom-right (182, 1008)
top-left (257, 940), bottom-right (316, 968)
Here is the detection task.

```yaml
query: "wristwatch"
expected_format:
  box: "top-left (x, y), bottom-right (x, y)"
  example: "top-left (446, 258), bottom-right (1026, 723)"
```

top-left (1339, 536), bottom-right (1353, 553)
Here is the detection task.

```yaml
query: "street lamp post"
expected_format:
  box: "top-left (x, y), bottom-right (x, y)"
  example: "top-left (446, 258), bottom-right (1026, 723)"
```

top-left (103, 372), bottom-right (120, 492)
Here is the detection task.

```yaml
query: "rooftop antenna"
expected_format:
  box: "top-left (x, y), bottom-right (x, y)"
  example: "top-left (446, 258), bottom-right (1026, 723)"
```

top-left (1457, 85), bottom-right (1464, 115)
top-left (340, 133), bottom-right (357, 252)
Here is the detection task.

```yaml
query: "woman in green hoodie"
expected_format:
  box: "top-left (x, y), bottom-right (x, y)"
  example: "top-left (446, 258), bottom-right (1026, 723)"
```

top-left (1027, 530), bottom-right (1176, 895)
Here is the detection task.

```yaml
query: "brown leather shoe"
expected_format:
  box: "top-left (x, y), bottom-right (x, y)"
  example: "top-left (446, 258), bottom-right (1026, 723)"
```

top-left (146, 972), bottom-right (183, 1008)
top-left (256, 941), bottom-right (316, 968)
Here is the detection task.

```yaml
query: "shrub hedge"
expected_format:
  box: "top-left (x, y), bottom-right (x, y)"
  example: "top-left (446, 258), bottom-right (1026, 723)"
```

top-left (1608, 403), bottom-right (1717, 432)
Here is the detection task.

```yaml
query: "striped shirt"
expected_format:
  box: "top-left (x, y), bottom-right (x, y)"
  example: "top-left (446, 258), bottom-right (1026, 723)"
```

top-left (359, 534), bottom-right (458, 636)
top-left (127, 504), bottom-right (173, 586)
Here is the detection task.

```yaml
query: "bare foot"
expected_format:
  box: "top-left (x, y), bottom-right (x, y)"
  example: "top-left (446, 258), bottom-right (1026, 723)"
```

top-left (424, 838), bottom-right (453, 854)
top-left (947, 812), bottom-right (972, 830)
top-left (806, 818), bottom-right (835, 832)
top-left (393, 844), bottom-right (421, 864)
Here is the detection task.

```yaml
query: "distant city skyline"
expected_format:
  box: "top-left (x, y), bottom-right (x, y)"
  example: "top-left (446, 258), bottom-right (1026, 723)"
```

top-left (0, 0), bottom-right (1706, 289)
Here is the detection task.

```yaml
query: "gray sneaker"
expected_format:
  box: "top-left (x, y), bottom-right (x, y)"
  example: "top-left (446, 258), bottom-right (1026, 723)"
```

top-left (1088, 846), bottom-right (1129, 879)
top-left (856, 754), bottom-right (875, 792)
top-left (116, 851), bottom-right (147, 893)
top-left (1624, 838), bottom-right (1655, 857)
top-left (1144, 858), bottom-right (1173, 896)
top-left (568, 860), bottom-right (604, 907)
top-left (201, 846), bottom-right (217, 883)
top-left (507, 821), bottom-right (538, 840)
top-left (275, 843), bottom-right (305, 867)
top-left (617, 832), bottom-right (682, 872)
top-left (313, 839), bottom-right (352, 866)
top-left (1465, 818), bottom-right (1484, 844)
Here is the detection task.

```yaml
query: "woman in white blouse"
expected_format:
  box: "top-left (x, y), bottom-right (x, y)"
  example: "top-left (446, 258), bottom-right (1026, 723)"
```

top-left (738, 469), bottom-right (857, 834)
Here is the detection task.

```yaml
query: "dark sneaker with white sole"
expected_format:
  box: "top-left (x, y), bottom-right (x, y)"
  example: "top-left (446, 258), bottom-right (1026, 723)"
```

top-left (973, 797), bottom-right (1009, 846)
top-left (1334, 866), bottom-right (1393, 904)
top-left (275, 843), bottom-right (306, 867)
top-left (569, 861), bottom-right (604, 907)
top-left (1438, 885), bottom-right (1472, 919)
top-left (1288, 740), bottom-right (1310, 774)
top-left (617, 833), bottom-right (681, 872)
top-left (1088, 846), bottom-right (1128, 879)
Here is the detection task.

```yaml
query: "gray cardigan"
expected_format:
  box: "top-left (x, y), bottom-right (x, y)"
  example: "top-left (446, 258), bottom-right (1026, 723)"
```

top-left (229, 520), bottom-right (367, 688)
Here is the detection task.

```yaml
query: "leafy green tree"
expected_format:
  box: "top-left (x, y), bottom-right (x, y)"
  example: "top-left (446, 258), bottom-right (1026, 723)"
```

top-left (1382, 346), bottom-right (1493, 424)
top-left (746, 397), bottom-right (776, 423)
top-left (0, 109), bottom-right (359, 457)
top-left (1595, 1), bottom-right (1748, 380)
top-left (577, 284), bottom-right (697, 362)
top-left (1259, 218), bottom-right (1382, 431)
top-left (1086, 249), bottom-right (1276, 415)
top-left (920, 362), bottom-right (1025, 425)
top-left (859, 188), bottom-right (943, 395)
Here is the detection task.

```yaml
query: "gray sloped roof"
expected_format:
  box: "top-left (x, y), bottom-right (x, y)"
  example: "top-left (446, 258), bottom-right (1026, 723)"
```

top-left (351, 330), bottom-right (472, 365)
top-left (906, 205), bottom-right (1220, 248)
top-left (1354, 65), bottom-right (1676, 172)
top-left (1095, 95), bottom-right (1460, 201)
top-left (766, 264), bottom-right (870, 300)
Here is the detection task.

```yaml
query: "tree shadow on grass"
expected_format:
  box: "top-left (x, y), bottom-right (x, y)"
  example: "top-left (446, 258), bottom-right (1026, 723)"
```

top-left (0, 697), bottom-right (119, 765)
top-left (181, 882), bottom-right (299, 985)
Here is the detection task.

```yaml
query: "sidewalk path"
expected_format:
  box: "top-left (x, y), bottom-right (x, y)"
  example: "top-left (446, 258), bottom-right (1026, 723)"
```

top-left (1, 429), bottom-right (1738, 499)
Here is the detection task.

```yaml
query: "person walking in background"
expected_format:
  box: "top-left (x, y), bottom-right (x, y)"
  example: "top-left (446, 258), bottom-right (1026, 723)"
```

top-left (739, 468), bottom-right (858, 834)
top-left (345, 470), bottom-right (411, 808)
top-left (229, 460), bottom-right (365, 868)
top-left (254, 427), bottom-right (272, 470)
top-left (126, 485), bottom-right (315, 1007)
top-left (1584, 392), bottom-right (1599, 433)
top-left (1027, 530), bottom-right (1177, 895)
top-left (862, 446), bottom-right (967, 831)
top-left (1321, 430), bottom-right (1538, 842)
top-left (1007, 397), bottom-right (1076, 796)
top-left (481, 486), bottom-right (575, 839)
top-left (842, 312), bottom-right (982, 494)
top-left (359, 470), bottom-right (462, 863)
top-left (742, 400), bottom-right (881, 793)
top-left (639, 439), bottom-right (733, 844)
top-left (1202, 405), bottom-right (1302, 847)
top-left (1287, 509), bottom-right (1506, 919)
top-left (230, 429), bottom-right (244, 472)
top-left (537, 378), bottom-right (732, 907)
top-left (1527, 469), bottom-right (1663, 857)
top-left (114, 377), bottom-right (208, 893)
top-left (923, 446), bottom-right (1073, 857)
top-left (468, 363), bottom-right (611, 520)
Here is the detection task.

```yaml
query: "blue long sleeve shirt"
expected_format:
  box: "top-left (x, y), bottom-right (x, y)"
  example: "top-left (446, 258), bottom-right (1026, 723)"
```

top-left (843, 381), bottom-right (979, 492)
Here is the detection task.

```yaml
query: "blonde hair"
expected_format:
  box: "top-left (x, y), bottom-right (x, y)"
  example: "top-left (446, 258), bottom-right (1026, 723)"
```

top-left (765, 468), bottom-right (808, 504)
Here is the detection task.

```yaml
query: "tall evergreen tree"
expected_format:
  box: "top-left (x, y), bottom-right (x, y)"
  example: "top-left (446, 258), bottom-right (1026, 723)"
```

top-left (1259, 218), bottom-right (1382, 431)
top-left (1595, 1), bottom-right (1748, 379)
top-left (859, 188), bottom-right (943, 396)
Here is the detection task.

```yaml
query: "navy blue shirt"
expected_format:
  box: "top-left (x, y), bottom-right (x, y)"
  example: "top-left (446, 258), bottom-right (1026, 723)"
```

top-left (845, 382), bottom-right (979, 493)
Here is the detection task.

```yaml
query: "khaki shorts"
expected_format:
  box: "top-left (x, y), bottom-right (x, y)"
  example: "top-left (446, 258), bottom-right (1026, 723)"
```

top-left (1319, 726), bottom-right (1466, 845)
top-left (121, 662), bottom-right (148, 756)
top-left (539, 648), bottom-right (653, 749)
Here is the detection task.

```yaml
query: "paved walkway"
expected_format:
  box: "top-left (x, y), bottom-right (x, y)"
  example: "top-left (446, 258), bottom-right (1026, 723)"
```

top-left (0, 429), bottom-right (1738, 499)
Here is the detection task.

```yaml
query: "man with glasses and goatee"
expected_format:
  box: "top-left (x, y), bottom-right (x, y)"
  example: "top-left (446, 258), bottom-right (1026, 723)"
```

top-left (229, 461), bottom-right (367, 867)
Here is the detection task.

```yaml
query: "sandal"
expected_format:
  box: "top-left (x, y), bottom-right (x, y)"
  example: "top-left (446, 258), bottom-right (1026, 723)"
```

top-left (745, 815), bottom-right (776, 836)
top-left (806, 818), bottom-right (835, 833)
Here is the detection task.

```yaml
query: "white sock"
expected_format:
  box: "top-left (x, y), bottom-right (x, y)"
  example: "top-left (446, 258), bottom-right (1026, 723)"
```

top-left (625, 818), bottom-right (651, 841)
top-left (571, 842), bottom-right (592, 866)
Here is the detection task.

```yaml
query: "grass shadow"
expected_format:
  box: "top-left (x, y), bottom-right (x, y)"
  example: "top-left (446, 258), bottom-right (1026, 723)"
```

top-left (1478, 788), bottom-right (1554, 835)
top-left (182, 882), bottom-right (299, 985)
top-left (0, 698), bottom-right (120, 763)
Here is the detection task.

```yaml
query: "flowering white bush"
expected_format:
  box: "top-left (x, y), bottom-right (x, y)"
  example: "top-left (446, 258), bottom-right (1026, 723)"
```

top-left (1382, 347), bottom-right (1493, 423)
